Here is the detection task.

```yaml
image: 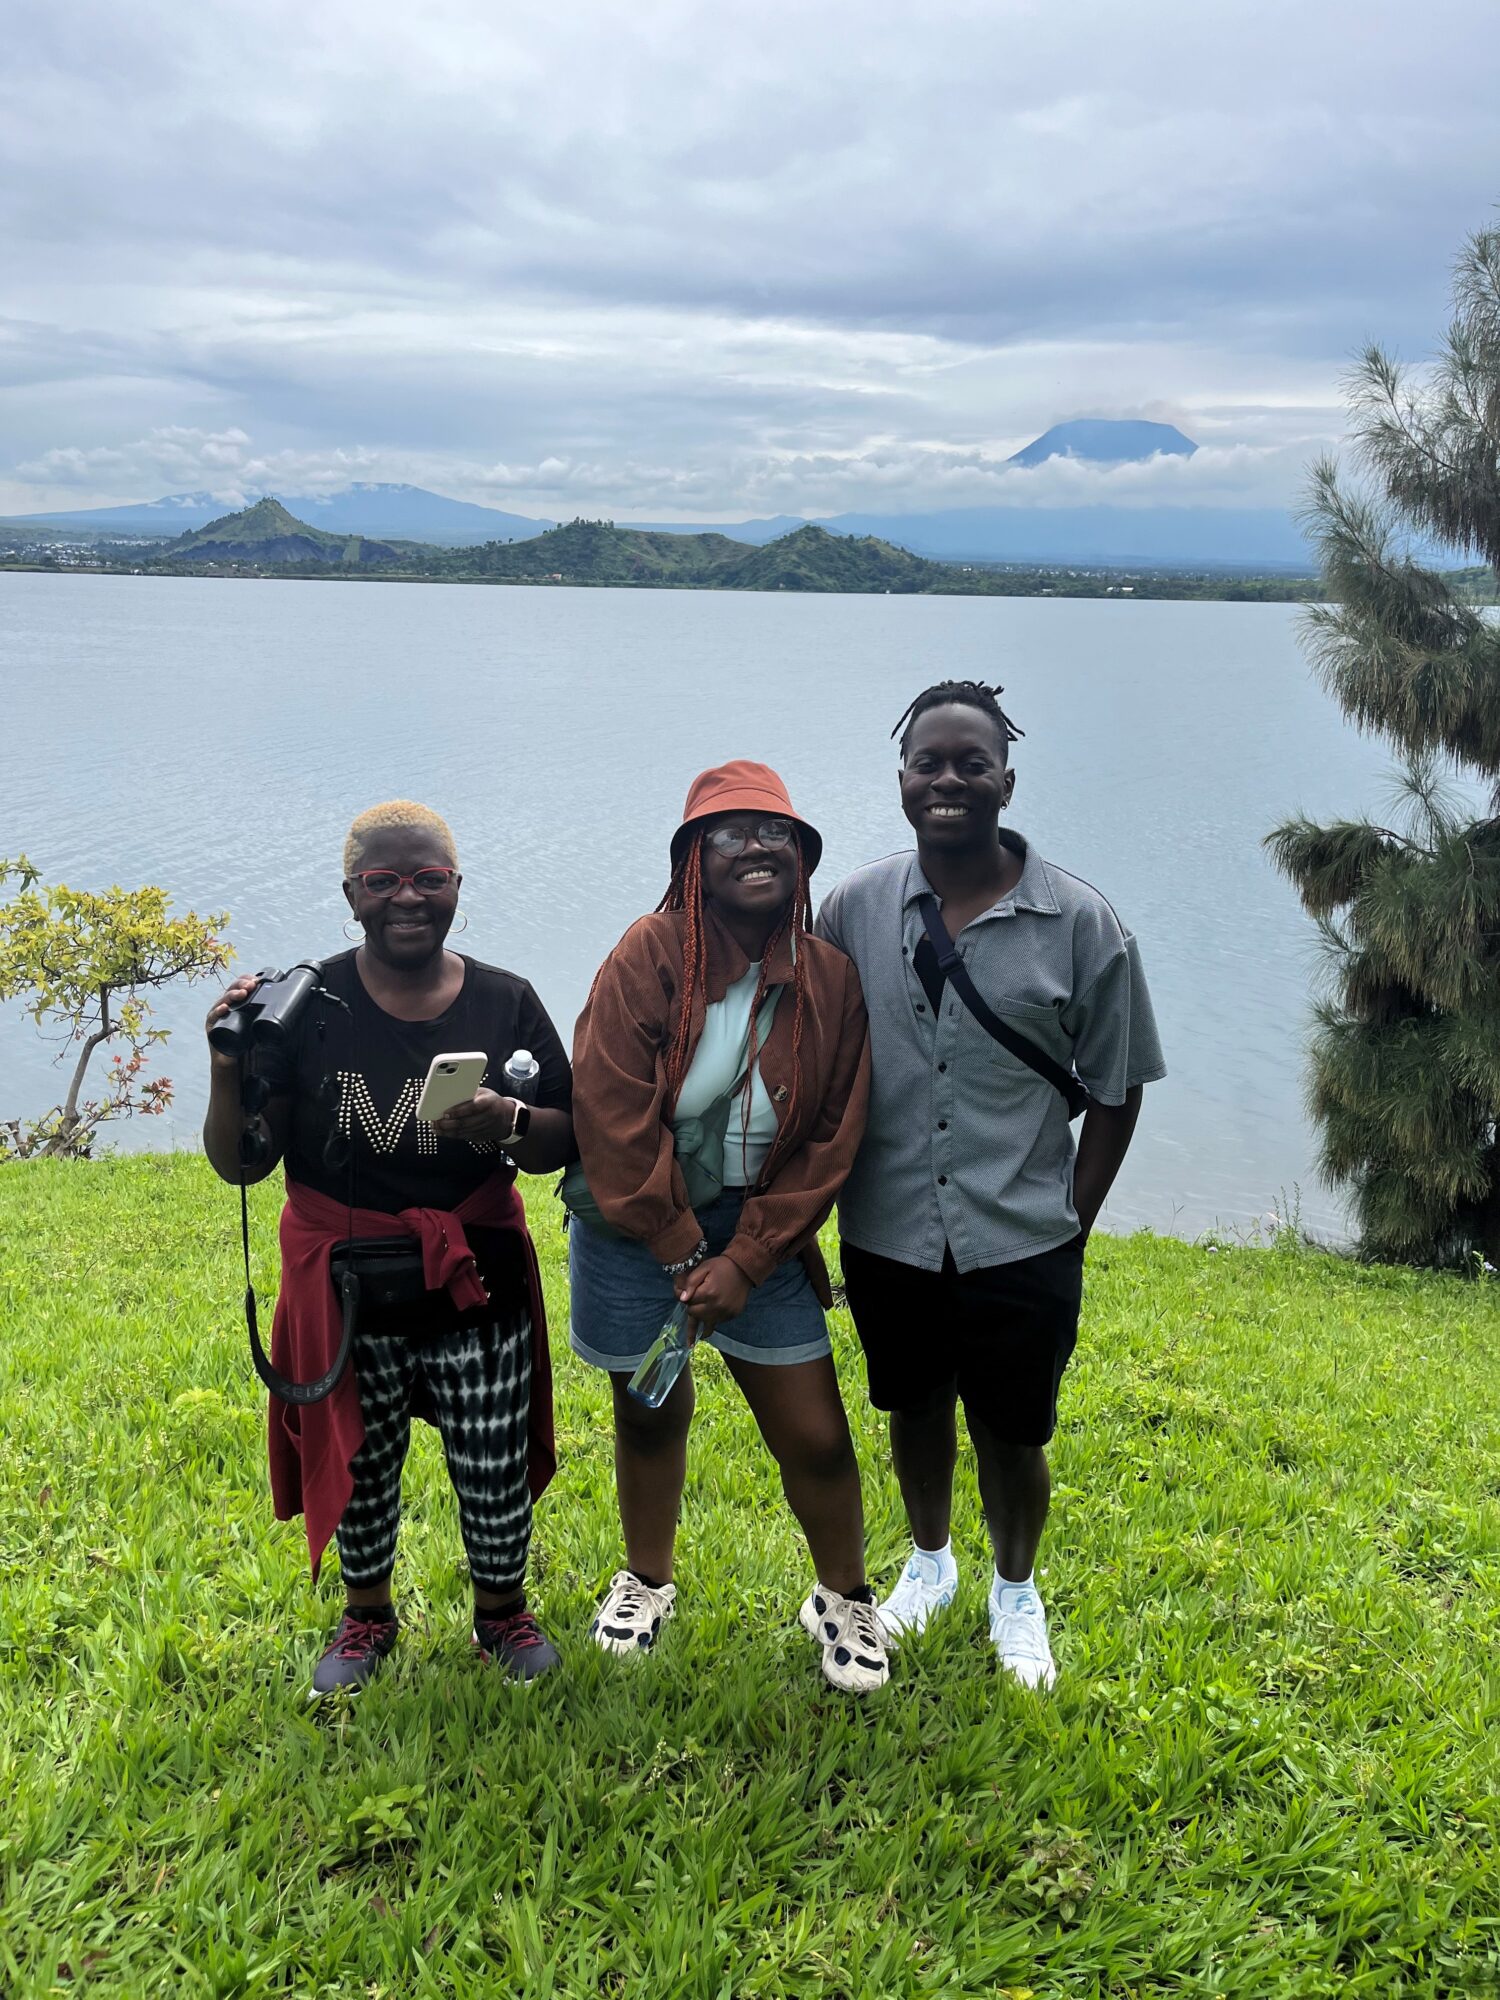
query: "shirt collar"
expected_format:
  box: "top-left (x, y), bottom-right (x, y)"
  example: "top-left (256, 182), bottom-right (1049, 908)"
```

top-left (901, 828), bottom-right (1060, 918)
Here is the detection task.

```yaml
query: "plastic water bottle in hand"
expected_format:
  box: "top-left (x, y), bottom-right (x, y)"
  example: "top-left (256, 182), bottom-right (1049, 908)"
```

top-left (627, 1300), bottom-right (695, 1408)
top-left (503, 1049), bottom-right (541, 1103)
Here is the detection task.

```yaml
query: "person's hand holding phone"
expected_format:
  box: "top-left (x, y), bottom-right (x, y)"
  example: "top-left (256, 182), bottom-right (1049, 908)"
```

top-left (432, 1088), bottom-right (520, 1143)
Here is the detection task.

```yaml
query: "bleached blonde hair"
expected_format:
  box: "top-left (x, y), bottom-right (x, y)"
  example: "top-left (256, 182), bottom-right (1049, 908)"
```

top-left (343, 801), bottom-right (459, 878)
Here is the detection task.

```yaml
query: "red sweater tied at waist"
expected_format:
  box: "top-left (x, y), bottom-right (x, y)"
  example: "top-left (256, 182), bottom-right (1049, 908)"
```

top-left (267, 1174), bottom-right (555, 1577)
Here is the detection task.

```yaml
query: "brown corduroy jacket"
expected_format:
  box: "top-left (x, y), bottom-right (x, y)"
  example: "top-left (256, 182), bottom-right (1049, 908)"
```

top-left (570, 905), bottom-right (870, 1303)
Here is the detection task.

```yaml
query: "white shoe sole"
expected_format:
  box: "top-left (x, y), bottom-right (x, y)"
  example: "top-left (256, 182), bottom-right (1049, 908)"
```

top-left (819, 1652), bottom-right (889, 1693)
top-left (591, 1622), bottom-right (668, 1657)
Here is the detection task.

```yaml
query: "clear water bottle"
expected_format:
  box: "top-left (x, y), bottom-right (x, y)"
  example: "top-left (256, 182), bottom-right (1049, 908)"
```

top-left (503, 1048), bottom-right (541, 1103)
top-left (627, 1300), bottom-right (696, 1408)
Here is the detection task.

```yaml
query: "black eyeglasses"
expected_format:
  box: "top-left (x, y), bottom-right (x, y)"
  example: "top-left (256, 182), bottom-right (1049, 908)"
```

top-left (703, 818), bottom-right (795, 858)
top-left (349, 867), bottom-right (458, 897)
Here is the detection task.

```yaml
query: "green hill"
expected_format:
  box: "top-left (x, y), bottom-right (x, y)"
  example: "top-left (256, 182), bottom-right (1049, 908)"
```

top-left (431, 517), bottom-right (748, 586)
top-left (421, 516), bottom-right (949, 592)
top-left (724, 523), bottom-right (946, 592)
top-left (158, 497), bottom-right (403, 568)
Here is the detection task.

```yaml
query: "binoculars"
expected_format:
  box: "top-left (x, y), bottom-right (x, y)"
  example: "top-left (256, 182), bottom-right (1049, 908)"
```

top-left (207, 961), bottom-right (325, 1056)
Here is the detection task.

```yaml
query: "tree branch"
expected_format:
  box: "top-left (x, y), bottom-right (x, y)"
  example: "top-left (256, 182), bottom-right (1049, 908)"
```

top-left (58, 985), bottom-right (114, 1137)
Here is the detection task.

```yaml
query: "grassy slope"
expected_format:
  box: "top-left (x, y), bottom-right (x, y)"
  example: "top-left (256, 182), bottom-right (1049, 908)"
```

top-left (438, 519), bottom-right (749, 586)
top-left (721, 527), bottom-right (946, 593)
top-left (426, 520), bottom-right (943, 591)
top-left (1, 1157), bottom-right (1496, 2000)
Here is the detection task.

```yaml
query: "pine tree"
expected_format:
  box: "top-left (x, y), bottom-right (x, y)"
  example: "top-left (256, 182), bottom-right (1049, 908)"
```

top-left (1267, 223), bottom-right (1500, 1268)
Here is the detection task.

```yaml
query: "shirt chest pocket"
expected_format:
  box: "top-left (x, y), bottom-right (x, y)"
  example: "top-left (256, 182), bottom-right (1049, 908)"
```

top-left (949, 992), bottom-right (1067, 1072)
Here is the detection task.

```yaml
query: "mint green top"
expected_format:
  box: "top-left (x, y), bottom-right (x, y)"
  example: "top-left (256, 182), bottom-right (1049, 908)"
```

top-left (674, 961), bottom-right (779, 1187)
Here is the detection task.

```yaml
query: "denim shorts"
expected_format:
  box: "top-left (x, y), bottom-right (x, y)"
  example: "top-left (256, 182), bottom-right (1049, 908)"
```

top-left (568, 1188), bottom-right (831, 1373)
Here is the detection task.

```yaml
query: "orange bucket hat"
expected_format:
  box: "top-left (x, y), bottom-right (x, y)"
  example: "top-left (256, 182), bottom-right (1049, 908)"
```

top-left (668, 760), bottom-right (823, 875)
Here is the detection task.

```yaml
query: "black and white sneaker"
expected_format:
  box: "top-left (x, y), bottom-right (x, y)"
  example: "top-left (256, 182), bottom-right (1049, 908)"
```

top-left (798, 1584), bottom-right (890, 1692)
top-left (591, 1570), bottom-right (676, 1655)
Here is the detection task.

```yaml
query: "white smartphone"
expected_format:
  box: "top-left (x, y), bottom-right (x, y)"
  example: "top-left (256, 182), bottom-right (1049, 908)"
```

top-left (416, 1051), bottom-right (489, 1122)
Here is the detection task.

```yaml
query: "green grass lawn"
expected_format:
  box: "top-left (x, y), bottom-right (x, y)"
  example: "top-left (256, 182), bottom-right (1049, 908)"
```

top-left (1, 1156), bottom-right (1497, 1999)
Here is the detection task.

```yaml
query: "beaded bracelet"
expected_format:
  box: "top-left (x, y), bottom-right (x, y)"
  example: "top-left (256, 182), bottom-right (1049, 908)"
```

top-left (661, 1238), bottom-right (709, 1277)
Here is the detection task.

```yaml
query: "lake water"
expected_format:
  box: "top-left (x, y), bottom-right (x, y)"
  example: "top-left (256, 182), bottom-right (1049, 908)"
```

top-left (0, 572), bottom-right (1409, 1240)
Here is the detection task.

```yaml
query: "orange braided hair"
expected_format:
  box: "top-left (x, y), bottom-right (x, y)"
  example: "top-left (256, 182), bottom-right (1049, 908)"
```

top-left (657, 831), bottom-right (812, 1186)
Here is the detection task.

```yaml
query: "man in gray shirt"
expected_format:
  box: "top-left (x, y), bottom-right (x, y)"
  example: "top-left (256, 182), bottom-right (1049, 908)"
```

top-left (818, 679), bottom-right (1164, 1687)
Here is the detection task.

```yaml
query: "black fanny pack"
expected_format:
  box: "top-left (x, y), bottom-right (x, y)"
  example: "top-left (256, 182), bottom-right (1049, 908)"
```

top-left (327, 1236), bottom-right (428, 1308)
top-left (244, 1227), bottom-right (430, 1408)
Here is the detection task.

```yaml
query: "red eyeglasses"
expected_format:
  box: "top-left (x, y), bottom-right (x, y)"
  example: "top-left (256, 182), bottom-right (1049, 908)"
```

top-left (349, 867), bottom-right (459, 897)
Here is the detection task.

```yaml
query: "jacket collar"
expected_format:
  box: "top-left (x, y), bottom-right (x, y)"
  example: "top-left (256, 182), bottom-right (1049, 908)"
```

top-left (701, 898), bottom-right (800, 998)
top-left (902, 828), bottom-right (1060, 918)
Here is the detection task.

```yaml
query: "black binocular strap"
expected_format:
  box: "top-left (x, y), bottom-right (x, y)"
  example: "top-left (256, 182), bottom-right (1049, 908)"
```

top-left (916, 893), bottom-right (1090, 1121)
top-left (241, 1176), bottom-right (358, 1405)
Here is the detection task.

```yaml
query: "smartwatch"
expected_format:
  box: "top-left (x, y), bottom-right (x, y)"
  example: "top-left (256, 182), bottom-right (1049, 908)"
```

top-left (501, 1099), bottom-right (531, 1147)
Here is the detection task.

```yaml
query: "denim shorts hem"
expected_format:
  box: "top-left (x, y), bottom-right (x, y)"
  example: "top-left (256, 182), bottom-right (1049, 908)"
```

top-left (569, 1331), bottom-right (654, 1374)
top-left (568, 1327), bottom-right (831, 1374)
top-left (710, 1330), bottom-right (831, 1368)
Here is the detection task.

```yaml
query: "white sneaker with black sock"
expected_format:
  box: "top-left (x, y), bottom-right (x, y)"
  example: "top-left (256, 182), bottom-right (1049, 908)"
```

top-left (798, 1584), bottom-right (890, 1691)
top-left (988, 1569), bottom-right (1055, 1688)
top-left (591, 1570), bottom-right (676, 1655)
top-left (878, 1542), bottom-right (958, 1641)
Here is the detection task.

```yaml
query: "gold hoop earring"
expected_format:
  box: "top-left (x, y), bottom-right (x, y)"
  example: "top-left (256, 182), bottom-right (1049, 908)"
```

top-left (342, 918), bottom-right (362, 940)
top-left (453, 912), bottom-right (469, 933)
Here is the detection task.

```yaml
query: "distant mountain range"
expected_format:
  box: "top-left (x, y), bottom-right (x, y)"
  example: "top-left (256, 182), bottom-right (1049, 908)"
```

top-left (11, 418), bottom-right (1319, 570)
top-left (18, 481), bottom-right (546, 546)
top-left (625, 506), bottom-right (1311, 568)
top-left (4, 498), bottom-right (1331, 599)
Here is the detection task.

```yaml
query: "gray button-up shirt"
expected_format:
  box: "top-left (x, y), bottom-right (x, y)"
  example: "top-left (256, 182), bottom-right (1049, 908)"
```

top-left (817, 834), bottom-right (1165, 1271)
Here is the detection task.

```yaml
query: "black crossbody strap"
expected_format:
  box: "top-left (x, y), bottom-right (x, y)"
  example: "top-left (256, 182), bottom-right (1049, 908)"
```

top-left (917, 894), bottom-right (1089, 1120)
top-left (241, 1176), bottom-right (358, 1405)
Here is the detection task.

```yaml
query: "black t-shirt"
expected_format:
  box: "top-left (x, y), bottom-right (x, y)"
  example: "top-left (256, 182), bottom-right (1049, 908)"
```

top-left (258, 950), bottom-right (572, 1331)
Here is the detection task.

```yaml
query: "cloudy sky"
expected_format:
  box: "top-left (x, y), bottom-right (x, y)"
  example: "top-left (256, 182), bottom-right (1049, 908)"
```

top-left (4, 0), bottom-right (1497, 521)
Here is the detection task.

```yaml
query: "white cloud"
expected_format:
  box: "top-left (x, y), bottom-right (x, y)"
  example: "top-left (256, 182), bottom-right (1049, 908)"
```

top-left (13, 426), bottom-right (401, 514)
top-left (12, 419), bottom-right (1318, 521)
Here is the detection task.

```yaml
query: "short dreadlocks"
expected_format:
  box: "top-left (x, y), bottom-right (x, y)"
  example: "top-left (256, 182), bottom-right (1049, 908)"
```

top-left (890, 680), bottom-right (1024, 761)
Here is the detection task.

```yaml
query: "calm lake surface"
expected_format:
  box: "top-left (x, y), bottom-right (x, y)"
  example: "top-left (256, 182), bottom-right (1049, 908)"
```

top-left (0, 572), bottom-right (1408, 1240)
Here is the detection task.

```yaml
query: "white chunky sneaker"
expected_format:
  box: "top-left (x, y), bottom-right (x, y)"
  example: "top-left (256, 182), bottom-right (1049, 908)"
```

top-left (798, 1584), bottom-right (890, 1692)
top-left (591, 1570), bottom-right (676, 1656)
top-left (878, 1548), bottom-right (959, 1642)
top-left (988, 1578), bottom-right (1056, 1689)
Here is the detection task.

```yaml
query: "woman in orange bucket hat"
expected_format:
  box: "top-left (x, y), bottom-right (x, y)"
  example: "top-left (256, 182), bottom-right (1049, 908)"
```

top-left (568, 761), bottom-right (889, 1692)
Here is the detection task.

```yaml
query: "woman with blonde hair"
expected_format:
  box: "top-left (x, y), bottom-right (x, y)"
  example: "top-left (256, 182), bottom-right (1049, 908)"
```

top-left (569, 762), bottom-right (889, 1692)
top-left (204, 801), bottom-right (575, 1693)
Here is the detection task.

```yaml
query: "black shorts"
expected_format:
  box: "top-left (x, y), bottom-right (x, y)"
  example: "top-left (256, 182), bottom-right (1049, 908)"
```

top-left (839, 1237), bottom-right (1084, 1447)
